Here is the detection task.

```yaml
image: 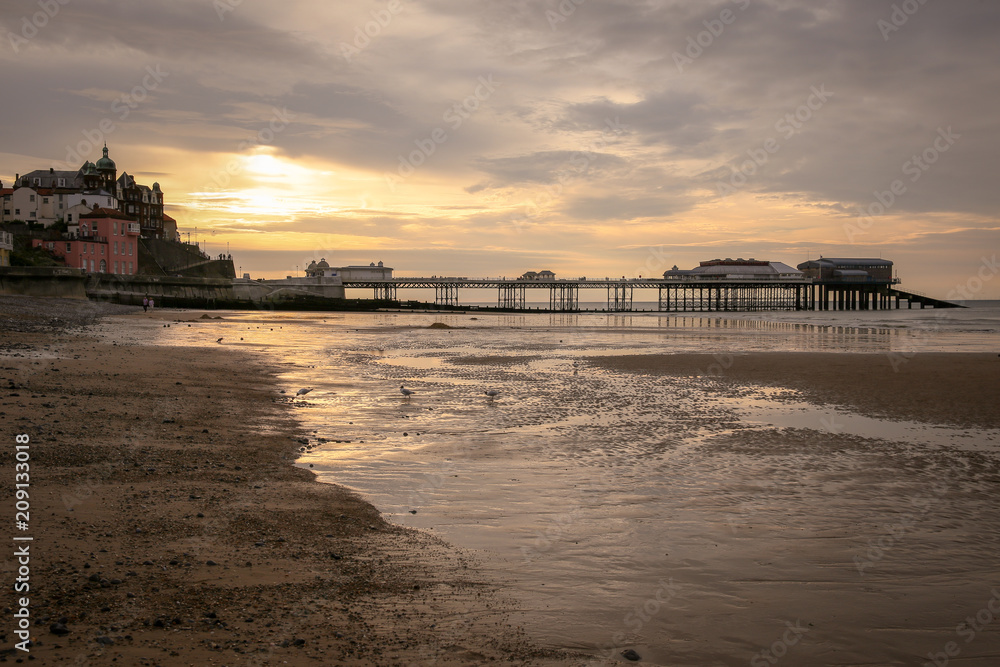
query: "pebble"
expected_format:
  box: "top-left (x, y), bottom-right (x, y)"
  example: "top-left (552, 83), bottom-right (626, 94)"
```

top-left (621, 649), bottom-right (641, 661)
top-left (49, 622), bottom-right (70, 636)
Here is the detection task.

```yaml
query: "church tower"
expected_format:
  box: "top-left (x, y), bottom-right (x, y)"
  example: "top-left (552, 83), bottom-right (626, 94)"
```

top-left (95, 144), bottom-right (117, 195)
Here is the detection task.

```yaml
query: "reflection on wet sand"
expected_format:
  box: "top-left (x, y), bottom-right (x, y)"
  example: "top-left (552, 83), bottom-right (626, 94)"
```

top-left (130, 309), bottom-right (1000, 666)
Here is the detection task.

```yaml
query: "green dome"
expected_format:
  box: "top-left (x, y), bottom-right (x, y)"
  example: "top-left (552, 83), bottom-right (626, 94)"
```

top-left (96, 145), bottom-right (116, 171)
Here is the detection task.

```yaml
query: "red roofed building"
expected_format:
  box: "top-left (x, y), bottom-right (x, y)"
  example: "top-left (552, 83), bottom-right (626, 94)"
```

top-left (32, 206), bottom-right (140, 274)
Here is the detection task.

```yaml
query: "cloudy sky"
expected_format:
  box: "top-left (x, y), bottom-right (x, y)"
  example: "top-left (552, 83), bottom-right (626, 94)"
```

top-left (2, 0), bottom-right (998, 297)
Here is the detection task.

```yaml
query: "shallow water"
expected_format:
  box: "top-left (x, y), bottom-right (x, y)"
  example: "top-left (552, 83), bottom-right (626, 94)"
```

top-left (110, 307), bottom-right (1000, 666)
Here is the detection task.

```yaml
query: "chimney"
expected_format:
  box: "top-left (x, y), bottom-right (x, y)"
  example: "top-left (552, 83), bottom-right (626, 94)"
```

top-left (49, 167), bottom-right (54, 174)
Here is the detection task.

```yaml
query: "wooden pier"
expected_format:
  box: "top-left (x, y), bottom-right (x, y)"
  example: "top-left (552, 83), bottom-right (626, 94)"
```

top-left (340, 277), bottom-right (964, 312)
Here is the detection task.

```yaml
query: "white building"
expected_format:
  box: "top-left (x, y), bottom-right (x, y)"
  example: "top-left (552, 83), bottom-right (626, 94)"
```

top-left (304, 259), bottom-right (393, 281)
top-left (3, 187), bottom-right (117, 226)
top-left (664, 258), bottom-right (807, 281)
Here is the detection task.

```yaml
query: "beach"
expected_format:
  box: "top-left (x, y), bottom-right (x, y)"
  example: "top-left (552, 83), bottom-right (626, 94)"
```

top-left (3, 300), bottom-right (1000, 666)
top-left (0, 297), bottom-right (581, 666)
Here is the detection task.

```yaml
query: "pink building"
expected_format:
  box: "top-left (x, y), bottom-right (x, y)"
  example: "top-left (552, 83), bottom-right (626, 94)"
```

top-left (33, 207), bottom-right (140, 274)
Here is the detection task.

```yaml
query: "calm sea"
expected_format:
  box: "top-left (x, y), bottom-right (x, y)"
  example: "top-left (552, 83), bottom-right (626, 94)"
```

top-left (119, 303), bottom-right (1000, 666)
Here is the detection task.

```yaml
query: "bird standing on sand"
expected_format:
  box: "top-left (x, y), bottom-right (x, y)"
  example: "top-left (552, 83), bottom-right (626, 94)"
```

top-left (216, 337), bottom-right (223, 343)
top-left (296, 388), bottom-right (313, 397)
top-left (400, 384), bottom-right (414, 398)
top-left (484, 389), bottom-right (499, 400)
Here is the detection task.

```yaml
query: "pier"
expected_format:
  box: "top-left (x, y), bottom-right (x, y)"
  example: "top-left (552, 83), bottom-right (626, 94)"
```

top-left (340, 277), bottom-right (963, 312)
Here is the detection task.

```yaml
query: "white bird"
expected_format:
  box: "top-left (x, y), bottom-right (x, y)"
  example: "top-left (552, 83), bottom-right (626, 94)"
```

top-left (400, 384), bottom-right (415, 398)
top-left (296, 388), bottom-right (313, 396)
top-left (484, 389), bottom-right (499, 400)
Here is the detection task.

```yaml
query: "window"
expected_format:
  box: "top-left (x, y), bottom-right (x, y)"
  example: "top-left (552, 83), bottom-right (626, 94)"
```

top-left (89, 259), bottom-right (94, 272)
top-left (114, 261), bottom-right (118, 273)
top-left (129, 244), bottom-right (133, 256)
top-left (42, 197), bottom-right (48, 204)
top-left (14, 208), bottom-right (19, 215)
top-left (66, 243), bottom-right (72, 252)
top-left (29, 212), bottom-right (35, 218)
top-left (113, 222), bottom-right (118, 235)
top-left (128, 262), bottom-right (133, 273)
top-left (59, 203), bottom-right (63, 209)
top-left (29, 195), bottom-right (35, 202)
top-left (58, 180), bottom-right (65, 188)
top-left (101, 246), bottom-right (105, 255)
top-left (113, 241), bottom-right (118, 254)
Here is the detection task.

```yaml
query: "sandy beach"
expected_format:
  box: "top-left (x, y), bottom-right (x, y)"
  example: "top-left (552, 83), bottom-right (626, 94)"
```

top-left (4, 299), bottom-right (1000, 666)
top-left (0, 297), bottom-right (582, 666)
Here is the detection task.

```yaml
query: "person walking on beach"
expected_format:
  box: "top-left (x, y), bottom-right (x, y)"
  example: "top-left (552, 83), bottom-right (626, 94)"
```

top-left (149, 297), bottom-right (154, 311)
top-left (143, 296), bottom-right (149, 313)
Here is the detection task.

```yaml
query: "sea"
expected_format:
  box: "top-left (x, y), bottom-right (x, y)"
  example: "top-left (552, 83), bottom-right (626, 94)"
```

top-left (121, 302), bottom-right (1000, 666)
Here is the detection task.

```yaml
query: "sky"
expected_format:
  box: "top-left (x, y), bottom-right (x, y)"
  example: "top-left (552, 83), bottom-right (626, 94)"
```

top-left (1, 0), bottom-right (998, 298)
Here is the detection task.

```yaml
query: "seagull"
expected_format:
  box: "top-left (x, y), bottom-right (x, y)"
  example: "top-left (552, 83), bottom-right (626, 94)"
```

top-left (484, 389), bottom-right (499, 400)
top-left (296, 388), bottom-right (313, 397)
top-left (400, 384), bottom-right (415, 398)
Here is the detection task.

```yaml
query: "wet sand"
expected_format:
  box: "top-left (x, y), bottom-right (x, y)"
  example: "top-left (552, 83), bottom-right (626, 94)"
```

top-left (588, 352), bottom-right (1000, 429)
top-left (0, 297), bottom-right (581, 666)
top-left (5, 300), bottom-right (1000, 666)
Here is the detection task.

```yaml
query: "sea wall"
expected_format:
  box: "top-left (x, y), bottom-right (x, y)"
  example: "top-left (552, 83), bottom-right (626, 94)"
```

top-left (233, 278), bottom-right (346, 302)
top-left (86, 273), bottom-right (235, 307)
top-left (0, 266), bottom-right (89, 298)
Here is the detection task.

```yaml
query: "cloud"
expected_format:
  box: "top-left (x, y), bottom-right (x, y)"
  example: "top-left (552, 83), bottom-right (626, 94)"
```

top-left (3, 0), bottom-right (999, 295)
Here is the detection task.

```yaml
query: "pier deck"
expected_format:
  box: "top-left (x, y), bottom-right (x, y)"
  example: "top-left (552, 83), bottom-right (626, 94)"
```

top-left (339, 278), bottom-right (965, 312)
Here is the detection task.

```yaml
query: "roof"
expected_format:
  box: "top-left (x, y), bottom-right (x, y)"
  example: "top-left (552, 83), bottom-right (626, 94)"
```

top-left (666, 259), bottom-right (804, 278)
top-left (769, 262), bottom-right (802, 274)
top-left (798, 258), bottom-right (893, 268)
top-left (162, 213), bottom-right (176, 223)
top-left (81, 207), bottom-right (134, 221)
top-left (96, 145), bottom-right (116, 170)
top-left (19, 169), bottom-right (81, 188)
